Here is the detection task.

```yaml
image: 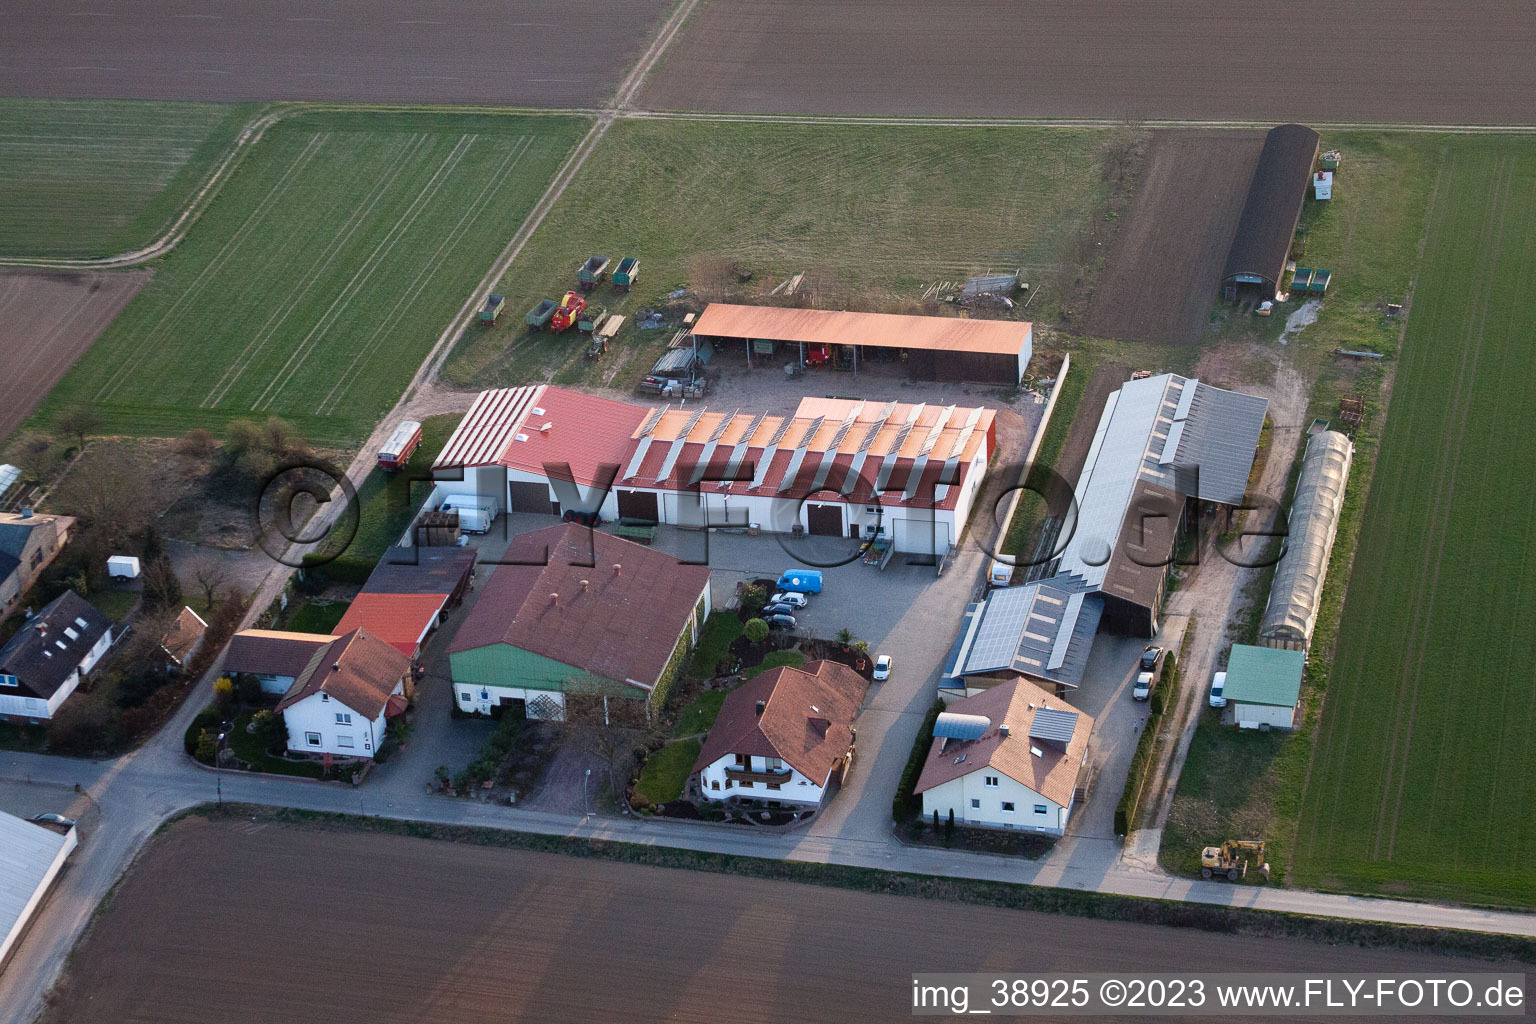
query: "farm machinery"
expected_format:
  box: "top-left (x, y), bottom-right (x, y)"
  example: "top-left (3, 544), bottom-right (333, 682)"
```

top-left (577, 254), bottom-right (610, 292)
top-left (525, 299), bottom-right (557, 331)
top-left (551, 291), bottom-right (587, 333)
top-left (613, 256), bottom-right (640, 291)
top-left (1199, 840), bottom-right (1270, 882)
top-left (478, 293), bottom-right (505, 324)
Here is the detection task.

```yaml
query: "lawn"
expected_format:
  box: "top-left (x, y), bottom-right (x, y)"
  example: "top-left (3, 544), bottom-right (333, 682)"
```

top-left (30, 110), bottom-right (589, 445)
top-left (634, 737), bottom-right (700, 806)
top-left (1289, 138), bottom-right (1536, 907)
top-left (284, 598), bottom-right (351, 635)
top-left (335, 414), bottom-right (460, 566)
top-left (442, 119), bottom-right (1123, 392)
top-left (0, 99), bottom-right (260, 258)
top-left (226, 709), bottom-right (324, 779)
top-left (741, 649), bottom-right (806, 680)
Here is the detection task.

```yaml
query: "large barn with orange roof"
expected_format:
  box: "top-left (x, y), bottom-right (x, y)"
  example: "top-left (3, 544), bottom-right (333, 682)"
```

top-left (429, 384), bottom-right (998, 556)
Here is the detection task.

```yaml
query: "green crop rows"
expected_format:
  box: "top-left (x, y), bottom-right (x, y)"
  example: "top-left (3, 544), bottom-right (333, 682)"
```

top-left (1292, 139), bottom-right (1536, 906)
top-left (31, 111), bottom-right (588, 445)
top-left (0, 99), bottom-right (259, 258)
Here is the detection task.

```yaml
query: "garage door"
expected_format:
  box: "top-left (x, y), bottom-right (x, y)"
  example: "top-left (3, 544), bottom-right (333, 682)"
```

top-left (806, 503), bottom-right (843, 536)
top-left (892, 517), bottom-right (951, 555)
top-left (508, 481), bottom-right (555, 515)
top-left (616, 490), bottom-right (659, 522)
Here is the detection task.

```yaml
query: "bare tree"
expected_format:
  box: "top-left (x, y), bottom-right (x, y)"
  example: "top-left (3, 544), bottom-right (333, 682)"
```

top-left (188, 553), bottom-right (233, 610)
top-left (51, 441), bottom-right (162, 549)
top-left (56, 405), bottom-right (103, 451)
top-left (564, 691), bottom-right (649, 802)
top-left (7, 431), bottom-right (60, 485)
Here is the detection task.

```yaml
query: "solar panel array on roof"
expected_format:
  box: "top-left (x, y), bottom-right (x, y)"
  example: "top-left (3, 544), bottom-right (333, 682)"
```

top-left (961, 585), bottom-right (1037, 674)
top-left (933, 712), bottom-right (992, 741)
top-left (1029, 707), bottom-right (1079, 749)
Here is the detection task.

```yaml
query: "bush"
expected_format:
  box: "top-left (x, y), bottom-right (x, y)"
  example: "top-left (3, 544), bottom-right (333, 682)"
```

top-left (251, 709), bottom-right (287, 751)
top-left (114, 668), bottom-right (165, 709)
top-left (738, 583), bottom-right (766, 618)
top-left (213, 677), bottom-right (236, 711)
top-left (893, 699), bottom-right (946, 822)
top-left (194, 728), bottom-right (219, 765)
top-left (47, 702), bottom-right (120, 756)
top-left (185, 705), bottom-right (222, 756)
top-left (743, 618), bottom-right (769, 644)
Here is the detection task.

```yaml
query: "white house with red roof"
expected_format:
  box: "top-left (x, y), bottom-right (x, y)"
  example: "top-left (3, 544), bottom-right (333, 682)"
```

top-left (430, 385), bottom-right (997, 556)
top-left (276, 628), bottom-right (412, 760)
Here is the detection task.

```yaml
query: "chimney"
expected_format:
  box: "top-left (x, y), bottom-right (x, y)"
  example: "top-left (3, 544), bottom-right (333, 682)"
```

top-left (580, 579), bottom-right (590, 592)
top-left (754, 700), bottom-right (765, 716)
top-left (332, 662), bottom-right (341, 672)
top-left (612, 563), bottom-right (622, 577)
top-left (999, 723), bottom-right (1010, 738)
top-left (549, 592), bottom-right (560, 607)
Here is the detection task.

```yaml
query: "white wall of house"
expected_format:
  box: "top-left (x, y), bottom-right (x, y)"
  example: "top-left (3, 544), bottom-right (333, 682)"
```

top-left (282, 685), bottom-right (400, 759)
top-left (254, 673), bottom-right (298, 697)
top-left (920, 769), bottom-right (1070, 836)
top-left (456, 682), bottom-right (568, 720)
top-left (1233, 702), bottom-right (1296, 730)
top-left (0, 626), bottom-right (112, 722)
top-left (696, 753), bottom-right (826, 807)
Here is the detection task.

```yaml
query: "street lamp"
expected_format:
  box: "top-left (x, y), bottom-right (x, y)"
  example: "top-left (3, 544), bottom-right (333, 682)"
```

top-left (583, 768), bottom-right (591, 816)
top-left (216, 731), bottom-right (226, 805)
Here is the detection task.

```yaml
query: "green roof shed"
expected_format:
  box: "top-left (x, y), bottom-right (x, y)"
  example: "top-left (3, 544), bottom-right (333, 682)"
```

top-left (1223, 644), bottom-right (1304, 708)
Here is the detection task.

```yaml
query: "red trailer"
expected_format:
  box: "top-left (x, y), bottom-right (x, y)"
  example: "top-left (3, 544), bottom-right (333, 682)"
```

top-left (377, 420), bottom-right (422, 471)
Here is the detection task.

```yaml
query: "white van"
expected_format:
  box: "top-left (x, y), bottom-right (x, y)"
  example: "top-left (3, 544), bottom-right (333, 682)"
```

top-left (440, 498), bottom-right (495, 534)
top-left (988, 559), bottom-right (1014, 587)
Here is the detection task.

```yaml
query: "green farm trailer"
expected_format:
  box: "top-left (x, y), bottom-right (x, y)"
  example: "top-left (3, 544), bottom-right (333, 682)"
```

top-left (478, 293), bottom-right (505, 324)
top-left (577, 255), bottom-right (610, 292)
top-left (578, 305), bottom-right (608, 334)
top-left (525, 299), bottom-right (558, 330)
top-left (613, 256), bottom-right (640, 291)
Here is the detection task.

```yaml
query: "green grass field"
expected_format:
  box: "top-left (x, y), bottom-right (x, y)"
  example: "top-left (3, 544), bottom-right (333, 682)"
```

top-left (443, 119), bottom-right (1125, 391)
top-left (1289, 139), bottom-right (1536, 907)
top-left (31, 111), bottom-right (588, 444)
top-left (0, 99), bottom-right (260, 258)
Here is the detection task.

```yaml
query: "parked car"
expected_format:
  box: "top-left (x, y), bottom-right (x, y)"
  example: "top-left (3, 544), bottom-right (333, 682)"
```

top-left (873, 654), bottom-right (892, 681)
top-left (1133, 648), bottom-right (1168, 701)
top-left (1209, 671), bottom-right (1227, 708)
top-left (31, 812), bottom-right (76, 828)
top-left (764, 613), bottom-right (797, 631)
top-left (769, 591), bottom-right (809, 608)
top-left (761, 602), bottom-right (797, 617)
top-left (988, 559), bottom-right (1014, 587)
top-left (775, 570), bottom-right (824, 594)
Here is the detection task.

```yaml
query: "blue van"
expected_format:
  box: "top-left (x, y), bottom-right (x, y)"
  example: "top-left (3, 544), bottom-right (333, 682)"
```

top-left (775, 570), bottom-right (824, 594)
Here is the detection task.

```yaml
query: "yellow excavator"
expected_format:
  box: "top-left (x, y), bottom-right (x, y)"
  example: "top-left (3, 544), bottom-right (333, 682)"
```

top-left (1200, 840), bottom-right (1270, 882)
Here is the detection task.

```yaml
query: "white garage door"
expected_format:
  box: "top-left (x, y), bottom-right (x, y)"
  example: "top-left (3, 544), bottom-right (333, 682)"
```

top-left (892, 517), bottom-right (950, 555)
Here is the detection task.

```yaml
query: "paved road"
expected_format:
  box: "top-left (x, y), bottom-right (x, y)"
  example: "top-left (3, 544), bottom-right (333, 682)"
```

top-left (1, 0), bottom-right (673, 108)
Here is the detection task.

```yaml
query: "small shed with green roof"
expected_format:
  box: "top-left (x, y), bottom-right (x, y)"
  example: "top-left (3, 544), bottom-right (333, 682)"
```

top-left (1223, 644), bottom-right (1303, 731)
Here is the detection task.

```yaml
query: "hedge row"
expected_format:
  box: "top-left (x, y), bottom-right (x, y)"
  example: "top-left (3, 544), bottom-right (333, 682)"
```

top-left (892, 700), bottom-right (946, 822)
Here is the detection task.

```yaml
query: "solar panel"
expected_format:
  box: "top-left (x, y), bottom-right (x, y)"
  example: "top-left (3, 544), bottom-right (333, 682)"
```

top-left (826, 403), bottom-right (864, 451)
top-left (635, 406), bottom-right (664, 439)
top-left (963, 585), bottom-right (1038, 673)
top-left (933, 712), bottom-right (992, 741)
top-left (1029, 707), bottom-right (1079, 746)
top-left (917, 405), bottom-right (956, 459)
top-left (707, 409), bottom-right (738, 443)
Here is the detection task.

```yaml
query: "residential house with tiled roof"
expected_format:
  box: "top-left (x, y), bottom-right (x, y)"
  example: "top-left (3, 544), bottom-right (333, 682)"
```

top-left (224, 629), bottom-right (339, 696)
top-left (0, 591), bottom-right (113, 723)
top-left (914, 678), bottom-right (1093, 837)
top-left (275, 628), bottom-right (411, 760)
top-left (693, 660), bottom-right (869, 808)
top-left (0, 510), bottom-right (74, 618)
top-left (333, 546), bottom-right (476, 659)
top-left (448, 524), bottom-right (710, 720)
top-left (158, 607), bottom-right (208, 670)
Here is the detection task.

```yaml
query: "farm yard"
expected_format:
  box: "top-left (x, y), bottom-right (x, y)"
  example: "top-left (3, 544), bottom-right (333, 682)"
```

top-left (0, 270), bottom-right (149, 442)
top-left (1291, 138), bottom-right (1536, 907)
top-left (28, 111), bottom-right (588, 445)
top-left (0, 99), bottom-right (257, 258)
top-left (443, 119), bottom-right (1133, 391)
top-left (640, 0), bottom-right (1536, 124)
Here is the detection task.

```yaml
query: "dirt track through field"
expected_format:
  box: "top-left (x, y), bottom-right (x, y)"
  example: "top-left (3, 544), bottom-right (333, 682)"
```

top-left (1, 0), bottom-right (675, 109)
top-left (641, 1), bottom-right (1536, 124)
top-left (41, 817), bottom-right (1506, 1024)
top-left (0, 270), bottom-right (147, 443)
top-left (1085, 132), bottom-right (1265, 346)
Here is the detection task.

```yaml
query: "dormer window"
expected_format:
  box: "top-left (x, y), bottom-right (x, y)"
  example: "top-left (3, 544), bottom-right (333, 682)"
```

top-left (321, 693), bottom-right (330, 702)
